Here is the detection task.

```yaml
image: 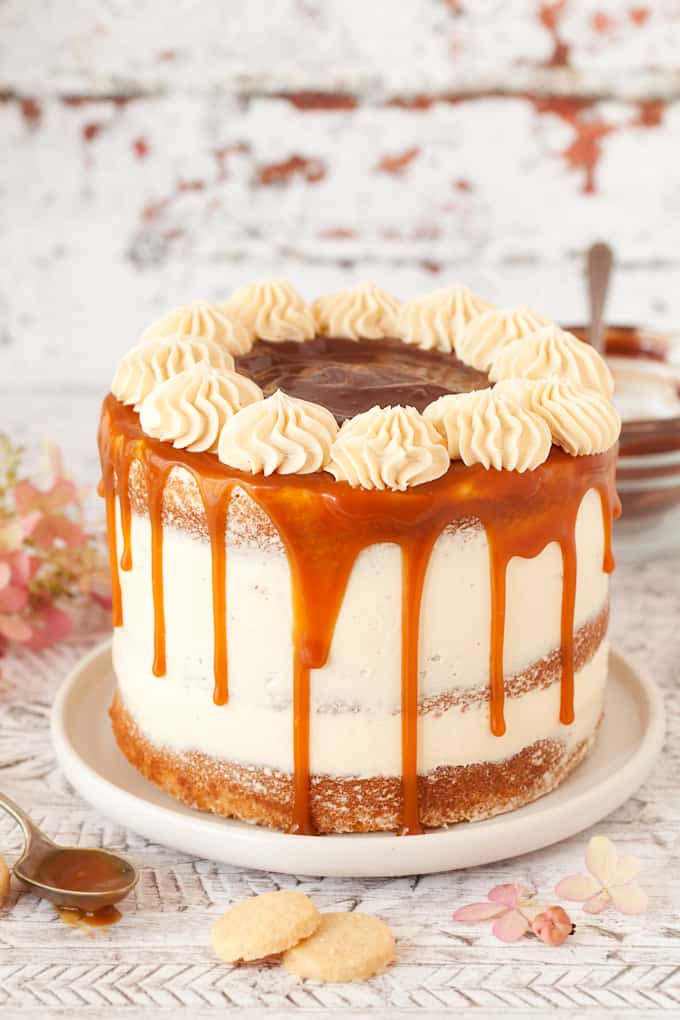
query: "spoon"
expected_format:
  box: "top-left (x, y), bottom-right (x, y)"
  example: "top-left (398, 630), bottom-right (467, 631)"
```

top-left (0, 792), bottom-right (138, 911)
top-left (586, 241), bottom-right (613, 354)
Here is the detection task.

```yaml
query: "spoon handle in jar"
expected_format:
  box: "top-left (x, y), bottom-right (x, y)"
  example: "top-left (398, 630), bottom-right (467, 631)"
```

top-left (587, 241), bottom-right (613, 354)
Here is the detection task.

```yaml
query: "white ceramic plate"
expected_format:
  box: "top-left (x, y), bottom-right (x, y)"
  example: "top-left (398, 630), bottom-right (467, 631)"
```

top-left (51, 643), bottom-right (665, 878)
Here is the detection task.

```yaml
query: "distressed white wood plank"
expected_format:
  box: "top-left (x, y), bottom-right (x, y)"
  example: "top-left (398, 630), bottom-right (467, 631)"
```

top-left (1, 91), bottom-right (680, 389)
top-left (3, 95), bottom-right (678, 265)
top-left (0, 393), bottom-right (679, 1017)
top-left (1, 0), bottom-right (679, 99)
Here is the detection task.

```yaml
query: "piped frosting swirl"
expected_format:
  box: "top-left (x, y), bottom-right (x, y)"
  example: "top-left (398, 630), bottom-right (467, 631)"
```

top-left (396, 285), bottom-right (494, 353)
top-left (218, 390), bottom-right (338, 475)
top-left (222, 280), bottom-right (315, 343)
top-left (327, 405), bottom-right (450, 490)
top-left (312, 284), bottom-right (401, 341)
top-left (141, 301), bottom-right (253, 356)
top-left (112, 335), bottom-right (235, 410)
top-left (494, 377), bottom-right (621, 455)
top-left (139, 363), bottom-right (263, 453)
top-left (456, 305), bottom-right (552, 372)
top-left (424, 389), bottom-right (552, 472)
top-left (489, 325), bottom-right (615, 397)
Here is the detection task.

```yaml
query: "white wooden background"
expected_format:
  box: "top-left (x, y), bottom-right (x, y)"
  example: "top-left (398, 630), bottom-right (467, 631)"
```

top-left (2, 0), bottom-right (680, 391)
top-left (1, 3), bottom-right (680, 1016)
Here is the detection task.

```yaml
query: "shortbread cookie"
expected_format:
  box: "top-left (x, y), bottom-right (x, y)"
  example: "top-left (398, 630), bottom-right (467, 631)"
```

top-left (211, 890), bottom-right (320, 962)
top-left (283, 912), bottom-right (396, 982)
top-left (0, 855), bottom-right (9, 906)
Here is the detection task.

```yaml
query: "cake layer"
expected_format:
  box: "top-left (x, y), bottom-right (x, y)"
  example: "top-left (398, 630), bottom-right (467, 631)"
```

top-left (110, 690), bottom-right (599, 833)
top-left (101, 392), bottom-right (618, 834)
top-left (114, 624), bottom-right (607, 777)
top-left (112, 483), bottom-right (608, 731)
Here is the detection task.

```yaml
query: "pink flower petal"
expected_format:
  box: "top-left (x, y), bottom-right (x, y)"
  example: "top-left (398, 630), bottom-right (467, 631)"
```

top-left (586, 836), bottom-right (618, 885)
top-left (488, 883), bottom-right (523, 908)
top-left (90, 590), bottom-right (113, 610)
top-left (0, 583), bottom-right (29, 614)
top-left (0, 613), bottom-right (32, 643)
top-left (453, 902), bottom-right (507, 922)
top-left (583, 890), bottom-right (611, 914)
top-left (6, 549), bottom-right (35, 585)
top-left (25, 605), bottom-right (72, 650)
top-left (492, 909), bottom-right (530, 943)
top-left (611, 856), bottom-right (642, 886)
top-left (0, 562), bottom-right (10, 588)
top-left (19, 511), bottom-right (41, 540)
top-left (609, 883), bottom-right (649, 915)
top-left (13, 481), bottom-right (42, 515)
top-left (555, 874), bottom-right (601, 901)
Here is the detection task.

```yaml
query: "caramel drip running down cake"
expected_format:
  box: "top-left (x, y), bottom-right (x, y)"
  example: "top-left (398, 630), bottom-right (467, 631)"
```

top-left (100, 282), bottom-right (621, 834)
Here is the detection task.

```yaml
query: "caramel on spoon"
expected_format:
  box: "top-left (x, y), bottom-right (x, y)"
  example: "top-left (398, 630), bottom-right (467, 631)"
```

top-left (0, 792), bottom-right (138, 914)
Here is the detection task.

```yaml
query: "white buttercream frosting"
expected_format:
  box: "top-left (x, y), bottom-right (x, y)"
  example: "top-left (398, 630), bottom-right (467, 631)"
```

top-left (489, 325), bottom-right (615, 397)
top-left (112, 335), bottom-right (236, 411)
top-left (218, 390), bottom-right (338, 475)
top-left (424, 388), bottom-right (552, 472)
top-left (312, 284), bottom-right (401, 340)
top-left (495, 377), bottom-right (621, 456)
top-left (396, 285), bottom-right (494, 353)
top-left (114, 490), bottom-right (609, 776)
top-left (456, 305), bottom-right (552, 371)
top-left (139, 363), bottom-right (263, 453)
top-left (327, 405), bottom-right (450, 491)
top-left (141, 301), bottom-right (253, 356)
top-left (222, 280), bottom-right (315, 343)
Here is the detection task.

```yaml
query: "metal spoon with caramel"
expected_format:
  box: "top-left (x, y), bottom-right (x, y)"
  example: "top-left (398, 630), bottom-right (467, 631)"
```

top-left (0, 792), bottom-right (138, 924)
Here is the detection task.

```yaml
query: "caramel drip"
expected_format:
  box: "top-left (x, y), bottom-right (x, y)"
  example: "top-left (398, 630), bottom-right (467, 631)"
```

top-left (102, 460), bottom-right (122, 627)
top-left (487, 535), bottom-right (508, 738)
top-left (559, 533), bottom-right (578, 725)
top-left (99, 395), bottom-right (619, 835)
top-left (292, 653), bottom-right (313, 834)
top-left (484, 482), bottom-right (600, 737)
top-left (57, 905), bottom-right (122, 929)
top-left (148, 462), bottom-right (171, 677)
top-left (597, 482), bottom-right (621, 574)
top-left (99, 415), bottom-right (122, 627)
top-left (116, 448), bottom-right (133, 572)
top-left (401, 538), bottom-right (439, 835)
top-left (199, 482), bottom-right (231, 705)
top-left (240, 486), bottom-right (363, 833)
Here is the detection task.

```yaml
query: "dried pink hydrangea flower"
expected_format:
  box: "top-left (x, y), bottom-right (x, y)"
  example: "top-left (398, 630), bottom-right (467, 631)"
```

top-left (0, 436), bottom-right (109, 655)
top-left (556, 836), bottom-right (649, 915)
top-left (453, 882), bottom-right (542, 943)
top-left (531, 906), bottom-right (575, 946)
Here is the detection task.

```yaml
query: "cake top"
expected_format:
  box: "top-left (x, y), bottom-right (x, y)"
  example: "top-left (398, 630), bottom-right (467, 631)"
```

top-left (111, 280), bottom-right (621, 491)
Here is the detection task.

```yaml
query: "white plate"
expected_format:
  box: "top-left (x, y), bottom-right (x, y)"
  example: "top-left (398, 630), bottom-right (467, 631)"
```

top-left (51, 643), bottom-right (665, 878)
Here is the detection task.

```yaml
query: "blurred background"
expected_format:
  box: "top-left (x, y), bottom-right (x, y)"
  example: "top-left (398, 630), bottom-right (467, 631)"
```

top-left (1, 0), bottom-right (679, 472)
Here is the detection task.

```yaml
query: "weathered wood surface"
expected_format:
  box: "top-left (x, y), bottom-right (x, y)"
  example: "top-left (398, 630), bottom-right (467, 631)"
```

top-left (0, 392), bottom-right (679, 1019)
top-left (1, 0), bottom-right (679, 98)
top-left (1, 1), bottom-right (680, 391)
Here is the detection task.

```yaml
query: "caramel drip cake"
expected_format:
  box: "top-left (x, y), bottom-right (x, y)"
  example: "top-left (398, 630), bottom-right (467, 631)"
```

top-left (99, 283), bottom-right (621, 834)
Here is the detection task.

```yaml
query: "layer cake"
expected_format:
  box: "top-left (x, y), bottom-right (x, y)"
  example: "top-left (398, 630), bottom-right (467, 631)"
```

top-left (99, 282), bottom-right (621, 833)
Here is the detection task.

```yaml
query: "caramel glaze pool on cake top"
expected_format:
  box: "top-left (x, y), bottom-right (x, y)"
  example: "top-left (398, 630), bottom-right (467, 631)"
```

top-left (235, 336), bottom-right (489, 420)
top-left (99, 328), bottom-right (619, 836)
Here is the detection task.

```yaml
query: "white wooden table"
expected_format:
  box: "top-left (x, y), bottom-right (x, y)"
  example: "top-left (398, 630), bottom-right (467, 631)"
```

top-left (0, 392), bottom-right (678, 1019)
